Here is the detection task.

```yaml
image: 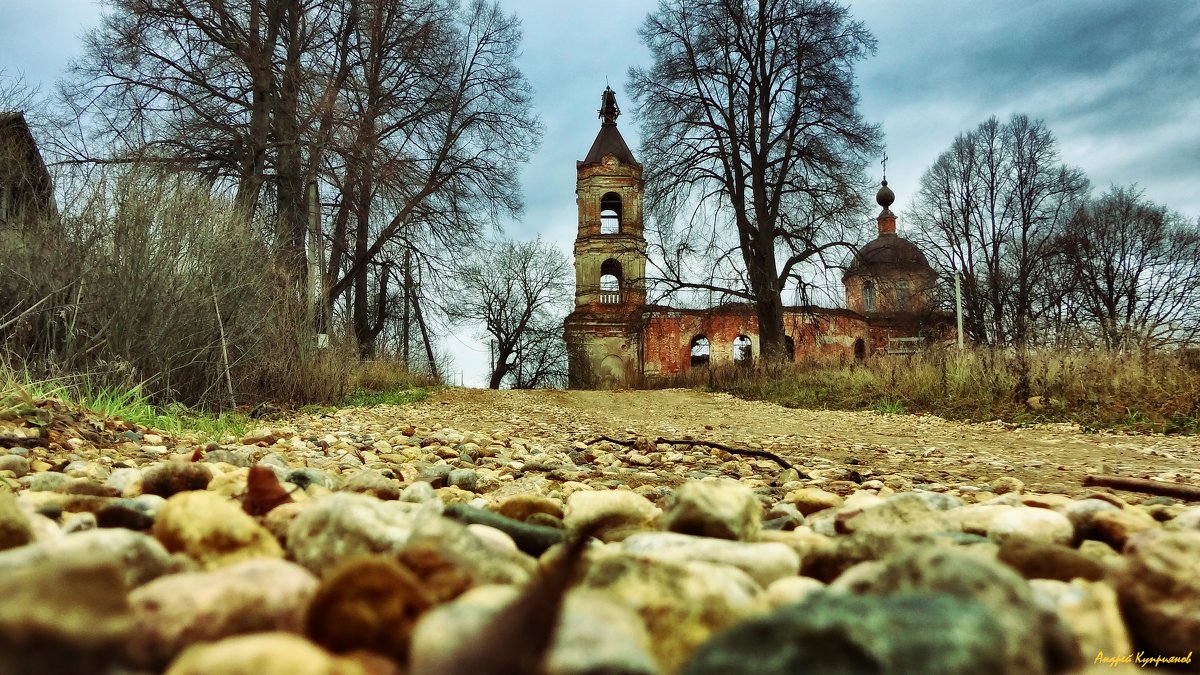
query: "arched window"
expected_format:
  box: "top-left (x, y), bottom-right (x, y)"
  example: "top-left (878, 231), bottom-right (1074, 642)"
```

top-left (733, 335), bottom-right (752, 366)
top-left (599, 258), bottom-right (623, 304)
top-left (690, 335), bottom-right (711, 367)
top-left (896, 279), bottom-right (910, 310)
top-left (863, 280), bottom-right (876, 312)
top-left (784, 335), bottom-right (796, 361)
top-left (600, 192), bottom-right (622, 234)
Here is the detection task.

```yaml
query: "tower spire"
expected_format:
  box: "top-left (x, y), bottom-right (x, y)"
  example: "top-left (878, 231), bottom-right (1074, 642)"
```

top-left (599, 86), bottom-right (620, 126)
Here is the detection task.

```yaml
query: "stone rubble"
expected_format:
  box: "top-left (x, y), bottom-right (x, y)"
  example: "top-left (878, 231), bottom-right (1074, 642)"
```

top-left (1, 389), bottom-right (1199, 674)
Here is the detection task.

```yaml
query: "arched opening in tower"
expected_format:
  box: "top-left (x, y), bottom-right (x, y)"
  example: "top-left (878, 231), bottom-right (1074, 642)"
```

top-left (863, 280), bottom-right (877, 312)
top-left (689, 335), bottom-right (710, 367)
top-left (600, 192), bottom-right (622, 234)
top-left (733, 335), bottom-right (753, 366)
top-left (599, 258), bottom-right (623, 303)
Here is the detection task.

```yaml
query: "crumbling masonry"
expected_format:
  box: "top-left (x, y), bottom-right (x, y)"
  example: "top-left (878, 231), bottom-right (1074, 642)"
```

top-left (564, 89), bottom-right (951, 388)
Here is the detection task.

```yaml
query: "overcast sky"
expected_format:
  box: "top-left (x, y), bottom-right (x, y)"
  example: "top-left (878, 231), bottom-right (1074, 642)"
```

top-left (2, 0), bottom-right (1197, 385)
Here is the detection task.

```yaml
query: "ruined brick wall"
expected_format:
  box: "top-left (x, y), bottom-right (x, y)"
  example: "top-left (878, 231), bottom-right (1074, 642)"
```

top-left (640, 305), bottom-right (871, 377)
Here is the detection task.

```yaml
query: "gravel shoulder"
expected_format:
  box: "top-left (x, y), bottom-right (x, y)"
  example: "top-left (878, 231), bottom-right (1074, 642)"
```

top-left (327, 387), bottom-right (1200, 500)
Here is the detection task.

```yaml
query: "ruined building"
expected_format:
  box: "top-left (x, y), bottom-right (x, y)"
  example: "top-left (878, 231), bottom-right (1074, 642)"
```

top-left (564, 89), bottom-right (950, 388)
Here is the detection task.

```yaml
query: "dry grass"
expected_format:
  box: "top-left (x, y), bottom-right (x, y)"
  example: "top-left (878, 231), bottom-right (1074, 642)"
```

top-left (0, 165), bottom-right (438, 410)
top-left (679, 348), bottom-right (1200, 433)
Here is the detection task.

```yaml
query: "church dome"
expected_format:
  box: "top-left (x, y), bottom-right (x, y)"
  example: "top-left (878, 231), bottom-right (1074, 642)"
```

top-left (844, 179), bottom-right (932, 279)
top-left (844, 235), bottom-right (931, 278)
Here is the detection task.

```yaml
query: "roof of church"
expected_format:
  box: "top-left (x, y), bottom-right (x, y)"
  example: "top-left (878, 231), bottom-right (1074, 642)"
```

top-left (578, 86), bottom-right (640, 168)
top-left (844, 179), bottom-right (933, 278)
top-left (580, 125), bottom-right (638, 167)
top-left (845, 235), bottom-right (931, 276)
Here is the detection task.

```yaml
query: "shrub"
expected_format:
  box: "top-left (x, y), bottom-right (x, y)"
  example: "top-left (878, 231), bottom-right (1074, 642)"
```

top-left (706, 347), bottom-right (1200, 432)
top-left (0, 166), bottom-right (362, 409)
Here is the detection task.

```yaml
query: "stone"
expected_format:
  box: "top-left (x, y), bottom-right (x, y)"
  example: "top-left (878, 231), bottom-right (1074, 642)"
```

top-left (680, 591), bottom-right (1015, 675)
top-left (831, 546), bottom-right (1081, 674)
top-left (661, 479), bottom-right (761, 541)
top-left (103, 467), bottom-right (143, 496)
top-left (1116, 531), bottom-right (1200, 657)
top-left (621, 531), bottom-right (799, 587)
top-left (1165, 506), bottom-right (1200, 532)
top-left (412, 583), bottom-right (661, 675)
top-left (1061, 497), bottom-right (1120, 532)
top-left (986, 506), bottom-right (1074, 547)
top-left (305, 555), bottom-right (435, 664)
top-left (763, 500), bottom-right (805, 525)
top-left (0, 453), bottom-right (31, 477)
top-left (400, 514), bottom-right (535, 589)
top-left (547, 589), bottom-right (660, 675)
top-left (344, 469), bottom-right (402, 500)
top-left (140, 461), bottom-right (213, 497)
top-left (0, 527), bottom-right (174, 588)
top-left (129, 557), bottom-right (319, 668)
top-left (948, 503), bottom-right (1013, 535)
top-left (1029, 579), bottom-right (1131, 664)
top-left (22, 471), bottom-right (73, 492)
top-left (835, 491), bottom-right (959, 535)
top-left (165, 632), bottom-right (367, 675)
top-left (1084, 507), bottom-right (1158, 550)
top-left (447, 468), bottom-right (480, 492)
top-left (762, 575), bottom-right (827, 609)
top-left (989, 476), bottom-right (1024, 495)
top-left (564, 489), bottom-right (660, 541)
top-left (152, 489), bottom-right (283, 569)
top-left (581, 550), bottom-right (759, 673)
top-left (443, 503), bottom-right (566, 557)
top-left (63, 510), bottom-right (98, 533)
top-left (398, 480), bottom-right (439, 504)
top-left (0, 489), bottom-right (34, 551)
top-left (243, 464), bottom-right (295, 516)
top-left (285, 467), bottom-right (341, 491)
top-left (0, 554), bottom-right (134, 675)
top-left (287, 492), bottom-right (430, 574)
top-left (785, 487), bottom-right (843, 515)
top-left (495, 494), bottom-right (564, 522)
top-left (996, 537), bottom-right (1107, 581)
top-left (409, 585), bottom-right (518, 673)
top-left (799, 531), bottom-right (941, 583)
top-left (202, 447), bottom-right (256, 467)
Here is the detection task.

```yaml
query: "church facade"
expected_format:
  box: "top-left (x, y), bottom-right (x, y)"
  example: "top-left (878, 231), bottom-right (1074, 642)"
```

top-left (564, 89), bottom-right (950, 389)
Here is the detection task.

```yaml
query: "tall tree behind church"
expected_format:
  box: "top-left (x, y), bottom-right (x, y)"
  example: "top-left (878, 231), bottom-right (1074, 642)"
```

top-left (629, 0), bottom-right (881, 360)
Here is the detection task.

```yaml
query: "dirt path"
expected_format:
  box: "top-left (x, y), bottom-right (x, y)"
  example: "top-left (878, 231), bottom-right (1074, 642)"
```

top-left (409, 388), bottom-right (1200, 499)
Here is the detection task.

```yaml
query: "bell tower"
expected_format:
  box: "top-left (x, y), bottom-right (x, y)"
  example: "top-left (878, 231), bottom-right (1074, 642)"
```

top-left (572, 86), bottom-right (647, 308)
top-left (564, 87), bottom-right (648, 388)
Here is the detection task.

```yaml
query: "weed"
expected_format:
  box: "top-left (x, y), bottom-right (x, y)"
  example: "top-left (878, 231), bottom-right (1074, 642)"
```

top-left (703, 347), bottom-right (1200, 433)
top-left (875, 397), bottom-right (907, 415)
top-left (343, 387), bottom-right (430, 408)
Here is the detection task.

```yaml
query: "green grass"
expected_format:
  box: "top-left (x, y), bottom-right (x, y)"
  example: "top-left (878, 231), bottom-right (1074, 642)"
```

top-left (1, 366), bottom-right (248, 439)
top-left (342, 387), bottom-right (431, 408)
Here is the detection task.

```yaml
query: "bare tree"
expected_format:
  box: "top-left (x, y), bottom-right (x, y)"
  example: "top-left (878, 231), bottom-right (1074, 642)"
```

top-left (320, 0), bottom-right (540, 357)
top-left (1059, 186), bottom-right (1200, 349)
top-left (910, 114), bottom-right (1088, 347)
top-left (629, 0), bottom-right (881, 360)
top-left (447, 238), bottom-right (571, 389)
top-left (61, 0), bottom-right (540, 360)
top-left (62, 0), bottom-right (359, 294)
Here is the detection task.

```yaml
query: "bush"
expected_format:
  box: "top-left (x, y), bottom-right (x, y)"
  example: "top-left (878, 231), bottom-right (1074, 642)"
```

top-left (0, 166), bottom-right (362, 409)
top-left (702, 347), bottom-right (1200, 433)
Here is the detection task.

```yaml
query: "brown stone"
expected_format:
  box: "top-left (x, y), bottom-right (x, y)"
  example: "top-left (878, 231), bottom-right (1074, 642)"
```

top-left (306, 556), bottom-right (435, 664)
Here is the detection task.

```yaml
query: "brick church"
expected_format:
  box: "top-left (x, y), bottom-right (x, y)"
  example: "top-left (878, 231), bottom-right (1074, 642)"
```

top-left (564, 88), bottom-right (950, 388)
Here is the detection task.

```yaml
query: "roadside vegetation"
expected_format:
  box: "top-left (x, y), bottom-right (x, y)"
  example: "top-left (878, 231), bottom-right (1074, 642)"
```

top-left (664, 348), bottom-right (1200, 434)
